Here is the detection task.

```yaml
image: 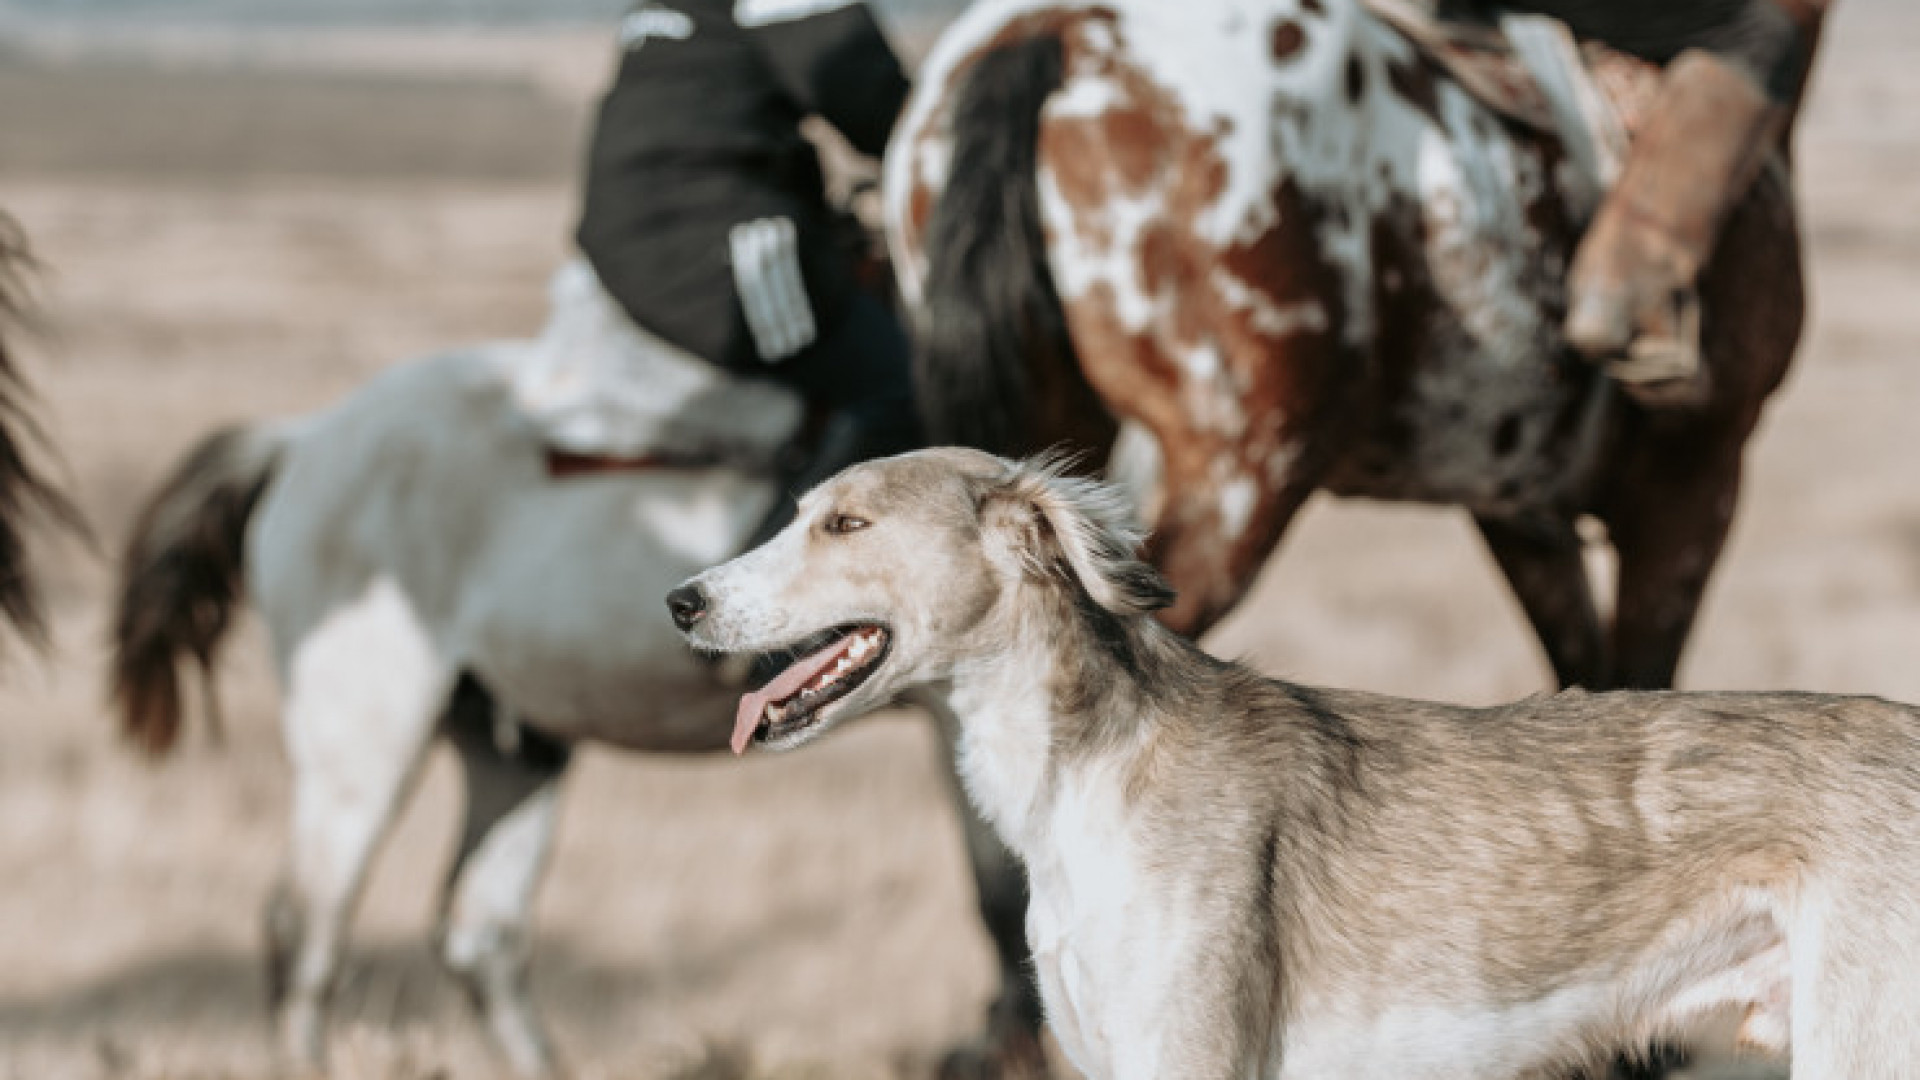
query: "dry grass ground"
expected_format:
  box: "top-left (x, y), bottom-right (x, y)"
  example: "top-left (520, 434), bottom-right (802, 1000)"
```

top-left (0, 4), bottom-right (1916, 1077)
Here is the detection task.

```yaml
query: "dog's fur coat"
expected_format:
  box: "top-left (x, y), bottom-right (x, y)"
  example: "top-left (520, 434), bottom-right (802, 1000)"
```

top-left (678, 449), bottom-right (1920, 1080)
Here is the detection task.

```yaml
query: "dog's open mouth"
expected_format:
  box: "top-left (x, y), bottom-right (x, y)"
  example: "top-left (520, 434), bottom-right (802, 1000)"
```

top-left (731, 623), bottom-right (892, 753)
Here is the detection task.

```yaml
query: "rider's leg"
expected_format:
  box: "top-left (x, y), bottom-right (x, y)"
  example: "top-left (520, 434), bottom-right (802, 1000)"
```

top-left (1563, 48), bottom-right (1787, 384)
top-left (740, 289), bottom-right (921, 551)
top-left (1559, 0), bottom-right (1809, 388)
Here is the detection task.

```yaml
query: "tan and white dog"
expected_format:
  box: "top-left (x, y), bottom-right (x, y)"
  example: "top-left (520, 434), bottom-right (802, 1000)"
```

top-left (673, 448), bottom-right (1920, 1080)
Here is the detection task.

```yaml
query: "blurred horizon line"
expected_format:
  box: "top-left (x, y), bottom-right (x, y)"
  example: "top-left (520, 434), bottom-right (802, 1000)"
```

top-left (0, 0), bottom-right (961, 30)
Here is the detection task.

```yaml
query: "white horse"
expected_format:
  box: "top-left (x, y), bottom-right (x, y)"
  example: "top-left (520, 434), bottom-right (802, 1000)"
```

top-left (109, 263), bottom-right (1031, 1076)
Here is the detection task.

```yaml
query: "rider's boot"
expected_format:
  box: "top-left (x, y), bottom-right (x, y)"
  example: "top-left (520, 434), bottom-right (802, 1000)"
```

top-left (1563, 49), bottom-right (1786, 406)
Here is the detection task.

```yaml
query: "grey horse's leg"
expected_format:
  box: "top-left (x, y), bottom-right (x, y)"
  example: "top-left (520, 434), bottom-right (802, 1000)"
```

top-left (921, 694), bottom-right (1049, 1080)
top-left (1474, 512), bottom-right (1610, 689)
top-left (266, 584), bottom-right (451, 1070)
top-left (436, 674), bottom-right (572, 1079)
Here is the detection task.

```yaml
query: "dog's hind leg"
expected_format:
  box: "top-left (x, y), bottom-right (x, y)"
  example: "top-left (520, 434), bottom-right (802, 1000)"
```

top-left (265, 579), bottom-right (450, 1071)
top-left (435, 673), bottom-right (571, 1079)
top-left (1786, 881), bottom-right (1920, 1080)
top-left (923, 694), bottom-right (1050, 1080)
top-left (1474, 512), bottom-right (1609, 688)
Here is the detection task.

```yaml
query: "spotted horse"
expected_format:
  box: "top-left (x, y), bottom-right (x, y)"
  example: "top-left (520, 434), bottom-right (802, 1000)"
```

top-left (885, 0), bottom-right (1825, 1074)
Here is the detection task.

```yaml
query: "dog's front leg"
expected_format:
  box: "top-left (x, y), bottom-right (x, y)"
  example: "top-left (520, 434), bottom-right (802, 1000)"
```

top-left (922, 692), bottom-right (1051, 1079)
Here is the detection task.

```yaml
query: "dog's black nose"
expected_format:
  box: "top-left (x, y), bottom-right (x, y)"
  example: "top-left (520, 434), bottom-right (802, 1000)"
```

top-left (666, 583), bottom-right (708, 632)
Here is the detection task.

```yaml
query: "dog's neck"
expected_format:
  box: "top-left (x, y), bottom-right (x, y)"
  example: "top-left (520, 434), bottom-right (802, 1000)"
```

top-left (942, 582), bottom-right (1198, 855)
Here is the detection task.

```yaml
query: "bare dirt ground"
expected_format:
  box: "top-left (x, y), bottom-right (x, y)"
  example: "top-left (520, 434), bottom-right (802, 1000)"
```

top-left (0, 5), bottom-right (1916, 1077)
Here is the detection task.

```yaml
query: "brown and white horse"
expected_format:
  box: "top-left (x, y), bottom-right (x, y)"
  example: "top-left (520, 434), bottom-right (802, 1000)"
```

top-left (888, 0), bottom-right (1822, 691)
top-left (884, 0), bottom-right (1823, 1073)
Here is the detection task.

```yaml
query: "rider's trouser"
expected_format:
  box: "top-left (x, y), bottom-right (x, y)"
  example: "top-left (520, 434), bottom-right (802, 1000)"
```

top-left (576, 168), bottom-right (920, 547)
top-left (737, 289), bottom-right (921, 549)
top-left (1562, 48), bottom-right (1787, 377)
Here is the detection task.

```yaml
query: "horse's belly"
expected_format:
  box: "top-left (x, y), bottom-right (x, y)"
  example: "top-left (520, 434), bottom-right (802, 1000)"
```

top-left (461, 471), bottom-right (774, 754)
top-left (472, 633), bottom-right (737, 755)
top-left (1324, 360), bottom-right (1603, 514)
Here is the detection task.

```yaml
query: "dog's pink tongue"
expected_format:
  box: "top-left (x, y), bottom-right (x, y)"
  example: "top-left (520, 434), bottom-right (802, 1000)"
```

top-left (731, 640), bottom-right (848, 754)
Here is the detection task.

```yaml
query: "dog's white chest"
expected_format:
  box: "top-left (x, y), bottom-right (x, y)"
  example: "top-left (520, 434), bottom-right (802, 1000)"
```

top-left (1024, 771), bottom-right (1190, 1079)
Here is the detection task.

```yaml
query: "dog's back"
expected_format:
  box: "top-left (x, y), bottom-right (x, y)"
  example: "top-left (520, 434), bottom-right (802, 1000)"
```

top-left (1119, 672), bottom-right (1920, 1076)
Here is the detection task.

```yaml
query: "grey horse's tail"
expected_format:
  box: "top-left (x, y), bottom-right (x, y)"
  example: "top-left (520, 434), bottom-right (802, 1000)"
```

top-left (111, 424), bottom-right (287, 755)
top-left (0, 214), bottom-right (86, 643)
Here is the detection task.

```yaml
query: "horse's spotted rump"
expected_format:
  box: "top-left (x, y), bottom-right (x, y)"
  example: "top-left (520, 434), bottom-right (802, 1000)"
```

top-left (1012, 6), bottom-right (1366, 619)
top-left (1272, 19), bottom-right (1309, 60)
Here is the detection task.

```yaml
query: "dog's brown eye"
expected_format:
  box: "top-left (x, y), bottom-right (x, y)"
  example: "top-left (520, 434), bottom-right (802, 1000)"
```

top-left (822, 511), bottom-right (870, 536)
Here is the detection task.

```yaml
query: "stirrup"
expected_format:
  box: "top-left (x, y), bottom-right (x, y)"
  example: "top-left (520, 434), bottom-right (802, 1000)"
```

top-left (1603, 293), bottom-right (1709, 406)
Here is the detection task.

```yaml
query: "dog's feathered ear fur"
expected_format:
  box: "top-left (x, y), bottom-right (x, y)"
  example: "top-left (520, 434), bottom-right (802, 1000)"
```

top-left (979, 453), bottom-right (1176, 616)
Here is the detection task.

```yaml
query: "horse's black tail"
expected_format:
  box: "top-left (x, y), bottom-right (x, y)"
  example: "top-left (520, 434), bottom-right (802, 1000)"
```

top-left (110, 424), bottom-right (285, 755)
top-left (0, 213), bottom-right (87, 645)
top-left (915, 31), bottom-right (1072, 456)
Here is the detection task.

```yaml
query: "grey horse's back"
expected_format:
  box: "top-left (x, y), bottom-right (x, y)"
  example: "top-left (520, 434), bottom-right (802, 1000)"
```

top-left (249, 347), bottom-right (528, 646)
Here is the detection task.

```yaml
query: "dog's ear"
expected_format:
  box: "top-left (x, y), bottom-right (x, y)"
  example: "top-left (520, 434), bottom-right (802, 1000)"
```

top-left (978, 454), bottom-right (1176, 616)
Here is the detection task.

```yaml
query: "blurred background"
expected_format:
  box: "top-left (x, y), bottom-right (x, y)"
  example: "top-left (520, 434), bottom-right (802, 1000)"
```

top-left (0, 0), bottom-right (1916, 1076)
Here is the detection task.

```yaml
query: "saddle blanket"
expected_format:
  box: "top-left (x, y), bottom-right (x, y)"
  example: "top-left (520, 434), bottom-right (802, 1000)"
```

top-left (510, 258), bottom-right (803, 469)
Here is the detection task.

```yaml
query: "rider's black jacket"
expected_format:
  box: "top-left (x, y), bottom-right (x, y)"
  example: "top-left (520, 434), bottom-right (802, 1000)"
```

top-left (1445, 0), bottom-right (1811, 100)
top-left (575, 0), bottom-right (909, 373)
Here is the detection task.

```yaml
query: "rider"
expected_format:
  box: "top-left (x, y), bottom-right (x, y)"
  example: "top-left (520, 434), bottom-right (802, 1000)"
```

top-left (571, 0), bottom-right (918, 544)
top-left (1446, 0), bottom-right (1824, 394)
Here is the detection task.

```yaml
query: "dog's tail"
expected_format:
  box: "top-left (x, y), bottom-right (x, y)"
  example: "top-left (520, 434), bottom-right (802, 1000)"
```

top-left (111, 423), bottom-right (288, 755)
top-left (914, 30), bottom-right (1074, 456)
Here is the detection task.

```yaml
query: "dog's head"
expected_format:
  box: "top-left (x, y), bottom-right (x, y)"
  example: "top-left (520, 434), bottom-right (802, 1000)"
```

top-left (670, 448), bottom-right (1174, 753)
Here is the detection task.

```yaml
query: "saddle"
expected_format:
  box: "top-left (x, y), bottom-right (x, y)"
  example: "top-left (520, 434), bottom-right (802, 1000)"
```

top-left (511, 259), bottom-right (804, 479)
top-left (1360, 0), bottom-right (1657, 216)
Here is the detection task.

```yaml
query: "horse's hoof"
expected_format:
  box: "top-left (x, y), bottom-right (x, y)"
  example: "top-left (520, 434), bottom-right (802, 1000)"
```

top-left (936, 1029), bottom-right (1049, 1080)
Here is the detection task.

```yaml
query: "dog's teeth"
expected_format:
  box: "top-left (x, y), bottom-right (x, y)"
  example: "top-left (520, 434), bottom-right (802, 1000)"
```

top-left (849, 637), bottom-right (869, 659)
top-left (835, 655), bottom-right (853, 674)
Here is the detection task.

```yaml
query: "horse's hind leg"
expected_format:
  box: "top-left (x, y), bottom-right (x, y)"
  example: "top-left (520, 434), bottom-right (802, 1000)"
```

top-left (1597, 413), bottom-right (1748, 689)
top-left (436, 673), bottom-right (570, 1079)
top-left (1599, 157), bottom-right (1803, 690)
top-left (1474, 513), bottom-right (1609, 688)
top-left (266, 579), bottom-right (450, 1069)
